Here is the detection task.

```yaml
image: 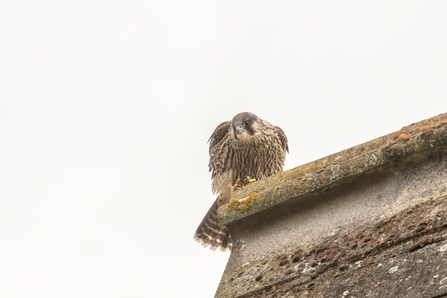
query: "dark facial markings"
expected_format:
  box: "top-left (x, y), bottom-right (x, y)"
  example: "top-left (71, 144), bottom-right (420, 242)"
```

top-left (243, 118), bottom-right (255, 135)
top-left (231, 113), bottom-right (258, 138)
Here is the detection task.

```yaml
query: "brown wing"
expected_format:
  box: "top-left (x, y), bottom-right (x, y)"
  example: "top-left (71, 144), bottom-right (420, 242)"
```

top-left (274, 126), bottom-right (289, 153)
top-left (208, 121), bottom-right (232, 190)
top-left (208, 121), bottom-right (231, 154)
top-left (194, 121), bottom-right (233, 251)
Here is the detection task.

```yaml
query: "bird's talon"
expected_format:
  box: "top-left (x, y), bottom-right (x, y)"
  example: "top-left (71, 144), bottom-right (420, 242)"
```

top-left (231, 178), bottom-right (243, 191)
top-left (244, 176), bottom-right (256, 184)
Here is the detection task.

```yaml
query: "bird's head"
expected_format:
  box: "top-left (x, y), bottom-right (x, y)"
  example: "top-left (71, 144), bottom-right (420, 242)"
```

top-left (231, 112), bottom-right (262, 141)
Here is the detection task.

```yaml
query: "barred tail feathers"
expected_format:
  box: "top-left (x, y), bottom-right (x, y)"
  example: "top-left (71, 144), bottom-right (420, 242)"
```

top-left (194, 197), bottom-right (232, 251)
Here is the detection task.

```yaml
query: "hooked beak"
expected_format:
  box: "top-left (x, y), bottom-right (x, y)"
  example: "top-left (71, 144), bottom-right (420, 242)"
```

top-left (235, 125), bottom-right (244, 134)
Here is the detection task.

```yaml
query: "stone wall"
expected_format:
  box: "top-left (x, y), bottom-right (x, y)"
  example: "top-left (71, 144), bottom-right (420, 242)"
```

top-left (215, 113), bottom-right (447, 298)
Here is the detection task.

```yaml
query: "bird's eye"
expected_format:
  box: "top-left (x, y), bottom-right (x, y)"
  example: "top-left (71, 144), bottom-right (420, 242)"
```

top-left (243, 121), bottom-right (249, 127)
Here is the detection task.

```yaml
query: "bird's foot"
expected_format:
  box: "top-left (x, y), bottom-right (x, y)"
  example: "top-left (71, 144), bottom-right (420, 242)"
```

top-left (231, 178), bottom-right (243, 192)
top-left (232, 177), bottom-right (256, 192)
top-left (244, 176), bottom-right (256, 184)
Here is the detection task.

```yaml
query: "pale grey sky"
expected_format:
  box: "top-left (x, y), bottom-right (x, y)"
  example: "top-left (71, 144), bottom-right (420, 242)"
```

top-left (1, 1), bottom-right (446, 297)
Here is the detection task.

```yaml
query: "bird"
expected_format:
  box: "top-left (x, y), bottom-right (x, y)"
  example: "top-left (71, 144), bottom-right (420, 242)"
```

top-left (194, 112), bottom-right (288, 251)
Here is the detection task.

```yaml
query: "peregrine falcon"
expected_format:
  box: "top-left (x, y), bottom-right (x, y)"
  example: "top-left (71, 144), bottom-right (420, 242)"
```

top-left (194, 112), bottom-right (288, 251)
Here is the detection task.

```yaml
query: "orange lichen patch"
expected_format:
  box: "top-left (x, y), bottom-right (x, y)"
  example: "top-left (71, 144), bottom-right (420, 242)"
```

top-left (418, 125), bottom-right (431, 133)
top-left (228, 192), bottom-right (257, 212)
top-left (396, 132), bottom-right (410, 140)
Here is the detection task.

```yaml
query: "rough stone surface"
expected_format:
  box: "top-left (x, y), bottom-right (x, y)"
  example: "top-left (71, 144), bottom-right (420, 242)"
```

top-left (215, 112), bottom-right (447, 298)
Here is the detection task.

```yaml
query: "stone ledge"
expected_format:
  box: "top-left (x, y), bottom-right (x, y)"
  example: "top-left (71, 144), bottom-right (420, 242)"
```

top-left (218, 113), bottom-right (447, 226)
top-left (215, 112), bottom-right (447, 298)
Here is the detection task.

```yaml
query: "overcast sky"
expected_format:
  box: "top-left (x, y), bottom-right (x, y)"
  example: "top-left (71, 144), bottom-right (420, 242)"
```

top-left (1, 1), bottom-right (446, 297)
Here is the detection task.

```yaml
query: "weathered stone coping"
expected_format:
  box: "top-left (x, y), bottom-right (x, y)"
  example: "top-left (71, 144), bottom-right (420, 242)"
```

top-left (215, 112), bottom-right (447, 298)
top-left (218, 112), bottom-right (447, 226)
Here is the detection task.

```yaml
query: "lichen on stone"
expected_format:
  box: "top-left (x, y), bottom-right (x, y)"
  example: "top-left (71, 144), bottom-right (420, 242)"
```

top-left (228, 192), bottom-right (257, 212)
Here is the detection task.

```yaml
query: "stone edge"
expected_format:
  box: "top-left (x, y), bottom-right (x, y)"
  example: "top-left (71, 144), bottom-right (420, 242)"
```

top-left (218, 112), bottom-right (447, 226)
